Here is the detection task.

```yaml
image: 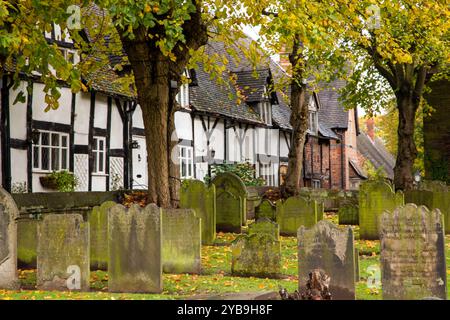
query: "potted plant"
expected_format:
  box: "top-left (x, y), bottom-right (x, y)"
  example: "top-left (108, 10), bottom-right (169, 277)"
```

top-left (39, 171), bottom-right (78, 192)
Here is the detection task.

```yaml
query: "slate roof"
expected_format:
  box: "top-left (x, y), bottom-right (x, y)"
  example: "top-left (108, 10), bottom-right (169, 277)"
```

top-left (357, 132), bottom-right (396, 179)
top-left (317, 79), bottom-right (349, 130)
top-left (233, 69), bottom-right (271, 103)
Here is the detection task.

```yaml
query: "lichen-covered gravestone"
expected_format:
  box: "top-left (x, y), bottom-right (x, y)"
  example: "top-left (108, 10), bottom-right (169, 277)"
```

top-left (231, 233), bottom-right (281, 278)
top-left (212, 172), bottom-right (248, 227)
top-left (405, 180), bottom-right (450, 234)
top-left (338, 204), bottom-right (359, 225)
top-left (108, 204), bottom-right (162, 293)
top-left (276, 197), bottom-right (317, 236)
top-left (215, 191), bottom-right (242, 233)
top-left (359, 181), bottom-right (404, 240)
top-left (248, 217), bottom-right (280, 240)
top-left (0, 187), bottom-right (19, 289)
top-left (298, 220), bottom-right (356, 300)
top-left (162, 208), bottom-right (201, 274)
top-left (255, 199), bottom-right (276, 221)
top-left (379, 204), bottom-right (447, 300)
top-left (17, 219), bottom-right (38, 268)
top-left (89, 201), bottom-right (116, 270)
top-left (37, 214), bottom-right (89, 291)
top-left (180, 180), bottom-right (216, 245)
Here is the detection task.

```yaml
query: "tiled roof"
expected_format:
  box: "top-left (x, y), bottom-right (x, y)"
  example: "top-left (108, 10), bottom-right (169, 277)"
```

top-left (357, 132), bottom-right (395, 179)
top-left (317, 80), bottom-right (349, 130)
top-left (233, 69), bottom-right (271, 103)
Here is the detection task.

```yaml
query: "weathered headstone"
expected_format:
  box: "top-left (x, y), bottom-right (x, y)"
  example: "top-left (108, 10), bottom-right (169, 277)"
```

top-left (37, 214), bottom-right (89, 291)
top-left (212, 172), bottom-right (248, 226)
top-left (405, 181), bottom-right (450, 234)
top-left (248, 217), bottom-right (280, 240)
top-left (299, 189), bottom-right (326, 220)
top-left (359, 181), bottom-right (404, 240)
top-left (255, 199), bottom-right (276, 221)
top-left (17, 219), bottom-right (38, 268)
top-left (379, 204), bottom-right (447, 300)
top-left (298, 220), bottom-right (356, 300)
top-left (231, 233), bottom-right (281, 278)
top-left (215, 191), bottom-right (242, 233)
top-left (108, 204), bottom-right (162, 293)
top-left (276, 197), bottom-right (317, 236)
top-left (89, 201), bottom-right (116, 270)
top-left (338, 204), bottom-right (359, 225)
top-left (0, 187), bottom-right (19, 289)
top-left (162, 208), bottom-right (201, 274)
top-left (180, 180), bottom-right (216, 245)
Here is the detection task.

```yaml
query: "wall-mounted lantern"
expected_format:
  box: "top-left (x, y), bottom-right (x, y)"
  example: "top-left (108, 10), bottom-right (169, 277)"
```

top-left (131, 140), bottom-right (140, 149)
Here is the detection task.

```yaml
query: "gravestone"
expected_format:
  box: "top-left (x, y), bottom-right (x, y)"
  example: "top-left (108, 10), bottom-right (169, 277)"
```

top-left (359, 181), bottom-right (404, 240)
top-left (17, 219), bottom-right (38, 268)
top-left (162, 208), bottom-right (201, 274)
top-left (338, 204), bottom-right (359, 225)
top-left (0, 187), bottom-right (19, 289)
top-left (255, 199), bottom-right (276, 221)
top-left (298, 220), bottom-right (356, 300)
top-left (379, 204), bottom-right (447, 300)
top-left (108, 204), bottom-right (162, 293)
top-left (231, 233), bottom-right (281, 278)
top-left (276, 197), bottom-right (317, 236)
top-left (37, 214), bottom-right (89, 291)
top-left (215, 191), bottom-right (242, 233)
top-left (212, 172), bottom-right (248, 226)
top-left (246, 186), bottom-right (261, 220)
top-left (248, 217), bottom-right (280, 240)
top-left (405, 181), bottom-right (450, 234)
top-left (299, 189), bottom-right (326, 220)
top-left (89, 201), bottom-right (116, 270)
top-left (180, 180), bottom-right (216, 245)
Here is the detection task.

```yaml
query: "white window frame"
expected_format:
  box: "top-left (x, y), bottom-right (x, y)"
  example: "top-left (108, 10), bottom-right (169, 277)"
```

top-left (176, 70), bottom-right (190, 108)
top-left (259, 162), bottom-right (275, 186)
top-left (93, 136), bottom-right (107, 175)
top-left (308, 96), bottom-right (318, 134)
top-left (179, 145), bottom-right (194, 179)
top-left (32, 130), bottom-right (69, 173)
top-left (312, 179), bottom-right (321, 189)
top-left (259, 102), bottom-right (272, 126)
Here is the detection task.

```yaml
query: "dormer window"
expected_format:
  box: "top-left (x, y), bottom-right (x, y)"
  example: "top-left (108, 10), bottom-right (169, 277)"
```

top-left (59, 48), bottom-right (78, 64)
top-left (176, 70), bottom-right (190, 108)
top-left (259, 102), bottom-right (272, 125)
top-left (308, 96), bottom-right (318, 134)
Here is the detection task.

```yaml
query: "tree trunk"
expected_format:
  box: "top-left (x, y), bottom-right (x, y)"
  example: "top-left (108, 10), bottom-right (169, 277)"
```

top-left (394, 92), bottom-right (419, 191)
top-left (168, 91), bottom-right (181, 208)
top-left (283, 81), bottom-right (308, 196)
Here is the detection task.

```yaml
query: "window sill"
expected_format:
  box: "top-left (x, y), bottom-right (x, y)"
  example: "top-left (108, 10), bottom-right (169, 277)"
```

top-left (92, 173), bottom-right (109, 177)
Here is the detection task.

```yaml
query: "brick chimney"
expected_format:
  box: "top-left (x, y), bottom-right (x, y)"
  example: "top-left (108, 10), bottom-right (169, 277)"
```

top-left (366, 118), bottom-right (375, 142)
top-left (278, 46), bottom-right (291, 75)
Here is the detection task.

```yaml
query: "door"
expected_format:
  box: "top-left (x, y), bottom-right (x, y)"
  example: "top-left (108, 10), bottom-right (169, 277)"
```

top-left (131, 136), bottom-right (148, 189)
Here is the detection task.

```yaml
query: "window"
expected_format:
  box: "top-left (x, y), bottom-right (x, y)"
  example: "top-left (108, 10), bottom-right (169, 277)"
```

top-left (312, 179), bottom-right (321, 189)
top-left (259, 102), bottom-right (272, 125)
top-left (59, 48), bottom-right (77, 64)
top-left (33, 131), bottom-right (69, 172)
top-left (259, 163), bottom-right (275, 186)
top-left (176, 70), bottom-right (190, 108)
top-left (179, 145), bottom-right (194, 179)
top-left (93, 137), bottom-right (106, 174)
top-left (308, 96), bottom-right (318, 134)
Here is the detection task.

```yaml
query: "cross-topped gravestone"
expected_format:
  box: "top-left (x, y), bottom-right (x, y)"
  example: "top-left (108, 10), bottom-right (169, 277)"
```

top-left (359, 181), bottom-right (404, 240)
top-left (212, 172), bottom-right (248, 226)
top-left (248, 217), bottom-right (280, 240)
top-left (108, 204), bottom-right (162, 293)
top-left (255, 199), bottom-right (276, 221)
top-left (298, 220), bottom-right (356, 300)
top-left (89, 201), bottom-right (116, 270)
top-left (379, 204), bottom-right (447, 300)
top-left (231, 233), bottom-right (281, 278)
top-left (276, 197), bottom-right (317, 236)
top-left (0, 187), bottom-right (19, 289)
top-left (162, 208), bottom-right (201, 274)
top-left (180, 180), bottom-right (216, 245)
top-left (37, 214), bottom-right (90, 291)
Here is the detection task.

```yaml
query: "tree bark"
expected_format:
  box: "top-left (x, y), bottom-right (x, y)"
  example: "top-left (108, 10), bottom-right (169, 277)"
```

top-left (394, 92), bottom-right (419, 191)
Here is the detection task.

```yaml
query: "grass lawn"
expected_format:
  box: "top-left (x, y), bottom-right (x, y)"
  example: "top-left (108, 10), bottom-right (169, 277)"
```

top-left (1, 213), bottom-right (449, 300)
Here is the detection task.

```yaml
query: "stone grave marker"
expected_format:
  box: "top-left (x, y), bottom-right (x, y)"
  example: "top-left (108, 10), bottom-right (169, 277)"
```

top-left (180, 180), bottom-right (216, 245)
top-left (212, 172), bottom-right (248, 226)
top-left (379, 204), bottom-right (447, 300)
top-left (162, 208), bottom-right (201, 274)
top-left (276, 197), bottom-right (317, 236)
top-left (298, 220), bottom-right (356, 300)
top-left (359, 181), bottom-right (404, 240)
top-left (89, 201), bottom-right (116, 270)
top-left (37, 214), bottom-right (89, 291)
top-left (248, 217), bottom-right (280, 240)
top-left (0, 187), bottom-right (19, 289)
top-left (215, 191), bottom-right (242, 233)
top-left (231, 233), bottom-right (281, 278)
top-left (338, 204), bottom-right (359, 225)
top-left (17, 218), bottom-right (38, 268)
top-left (255, 199), bottom-right (276, 221)
top-left (108, 204), bottom-right (162, 293)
